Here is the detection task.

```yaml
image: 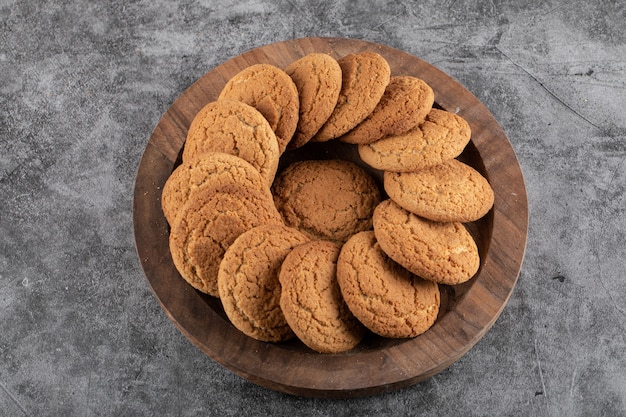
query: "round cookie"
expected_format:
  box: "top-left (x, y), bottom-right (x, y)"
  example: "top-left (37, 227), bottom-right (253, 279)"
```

top-left (372, 199), bottom-right (480, 285)
top-left (279, 240), bottom-right (366, 353)
top-left (358, 108), bottom-right (471, 172)
top-left (285, 53), bottom-right (342, 149)
top-left (337, 231), bottom-right (440, 338)
top-left (312, 52), bottom-right (391, 142)
top-left (161, 152), bottom-right (272, 226)
top-left (217, 224), bottom-right (310, 342)
top-left (271, 159), bottom-right (381, 243)
top-left (182, 100), bottom-right (280, 184)
top-left (339, 76), bottom-right (434, 145)
top-left (169, 183), bottom-right (283, 297)
top-left (384, 159), bottom-right (495, 222)
top-left (217, 64), bottom-right (299, 153)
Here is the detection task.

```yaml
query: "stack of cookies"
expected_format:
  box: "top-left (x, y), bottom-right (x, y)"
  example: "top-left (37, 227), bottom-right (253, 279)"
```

top-left (161, 51), bottom-right (494, 354)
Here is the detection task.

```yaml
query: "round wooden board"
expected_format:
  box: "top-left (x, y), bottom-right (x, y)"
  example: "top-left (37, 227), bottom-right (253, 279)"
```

top-left (132, 37), bottom-right (528, 398)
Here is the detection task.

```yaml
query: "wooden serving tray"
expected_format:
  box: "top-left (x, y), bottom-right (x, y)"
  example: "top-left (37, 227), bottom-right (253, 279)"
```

top-left (132, 37), bottom-right (528, 398)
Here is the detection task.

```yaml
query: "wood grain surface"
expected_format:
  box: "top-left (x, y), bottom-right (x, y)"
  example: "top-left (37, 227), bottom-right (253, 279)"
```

top-left (132, 37), bottom-right (528, 398)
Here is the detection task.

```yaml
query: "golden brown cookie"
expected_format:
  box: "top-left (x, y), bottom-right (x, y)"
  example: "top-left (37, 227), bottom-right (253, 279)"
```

top-left (161, 152), bottom-right (272, 226)
top-left (169, 183), bottom-right (283, 297)
top-left (337, 231), bottom-right (440, 338)
top-left (384, 159), bottom-right (494, 222)
top-left (312, 52), bottom-right (391, 142)
top-left (372, 199), bottom-right (479, 285)
top-left (182, 100), bottom-right (280, 183)
top-left (285, 53), bottom-right (342, 149)
top-left (217, 224), bottom-right (310, 342)
top-left (358, 108), bottom-right (471, 172)
top-left (279, 240), bottom-right (366, 353)
top-left (339, 76), bottom-right (434, 145)
top-left (271, 159), bottom-right (381, 242)
top-left (217, 64), bottom-right (299, 153)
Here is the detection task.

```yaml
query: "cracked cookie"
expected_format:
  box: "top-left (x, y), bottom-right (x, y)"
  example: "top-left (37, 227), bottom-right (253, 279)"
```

top-left (337, 231), bottom-right (440, 338)
top-left (169, 183), bottom-right (283, 297)
top-left (312, 52), bottom-right (390, 142)
top-left (217, 224), bottom-right (310, 342)
top-left (384, 159), bottom-right (494, 222)
top-left (161, 152), bottom-right (272, 226)
top-left (217, 64), bottom-right (299, 153)
top-left (372, 199), bottom-right (480, 285)
top-left (285, 53), bottom-right (342, 149)
top-left (279, 240), bottom-right (365, 353)
top-left (340, 76), bottom-right (434, 145)
top-left (182, 100), bottom-right (280, 184)
top-left (358, 108), bottom-right (471, 172)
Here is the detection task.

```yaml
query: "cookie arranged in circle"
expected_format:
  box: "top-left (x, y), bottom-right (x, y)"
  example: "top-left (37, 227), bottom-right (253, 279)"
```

top-left (340, 76), bottom-right (434, 145)
top-left (161, 152), bottom-right (272, 226)
top-left (372, 199), bottom-right (480, 285)
top-left (285, 53), bottom-right (342, 149)
top-left (279, 240), bottom-right (366, 353)
top-left (182, 100), bottom-right (280, 184)
top-left (217, 64), bottom-right (299, 153)
top-left (312, 52), bottom-right (391, 142)
top-left (217, 224), bottom-right (310, 342)
top-left (271, 159), bottom-right (381, 242)
top-left (169, 183), bottom-right (283, 297)
top-left (337, 231), bottom-right (440, 338)
top-left (358, 108), bottom-right (471, 172)
top-left (384, 159), bottom-right (494, 222)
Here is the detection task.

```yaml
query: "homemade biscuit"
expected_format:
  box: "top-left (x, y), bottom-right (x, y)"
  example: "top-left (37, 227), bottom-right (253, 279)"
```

top-left (217, 64), bottom-right (299, 153)
top-left (372, 199), bottom-right (480, 285)
top-left (384, 159), bottom-right (495, 222)
top-left (169, 184), bottom-right (283, 297)
top-left (337, 231), bottom-right (440, 338)
top-left (182, 100), bottom-right (280, 184)
top-left (358, 108), bottom-right (471, 172)
top-left (312, 52), bottom-right (391, 142)
top-left (340, 76), bottom-right (434, 145)
top-left (217, 224), bottom-right (310, 342)
top-left (279, 240), bottom-right (366, 353)
top-left (271, 159), bottom-right (381, 242)
top-left (285, 53), bottom-right (342, 149)
top-left (161, 152), bottom-right (272, 226)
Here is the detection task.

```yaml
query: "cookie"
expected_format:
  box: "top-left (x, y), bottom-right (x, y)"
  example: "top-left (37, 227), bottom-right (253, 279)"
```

top-left (279, 240), bottom-right (365, 353)
top-left (217, 224), bottom-right (310, 342)
top-left (358, 108), bottom-right (471, 172)
top-left (161, 152), bottom-right (272, 226)
top-left (372, 199), bottom-right (479, 285)
top-left (169, 183), bottom-right (283, 297)
top-left (217, 64), bottom-right (299, 153)
top-left (271, 159), bottom-right (381, 242)
top-left (337, 231), bottom-right (440, 338)
top-left (285, 53), bottom-right (342, 149)
top-left (384, 159), bottom-right (494, 222)
top-left (339, 76), bottom-right (434, 145)
top-left (182, 100), bottom-right (280, 184)
top-left (312, 52), bottom-right (391, 142)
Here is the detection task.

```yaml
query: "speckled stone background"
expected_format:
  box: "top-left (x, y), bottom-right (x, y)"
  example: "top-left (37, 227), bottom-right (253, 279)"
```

top-left (1, 0), bottom-right (625, 416)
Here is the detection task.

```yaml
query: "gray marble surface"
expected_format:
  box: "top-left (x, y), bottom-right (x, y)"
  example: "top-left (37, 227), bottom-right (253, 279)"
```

top-left (1, 0), bottom-right (625, 415)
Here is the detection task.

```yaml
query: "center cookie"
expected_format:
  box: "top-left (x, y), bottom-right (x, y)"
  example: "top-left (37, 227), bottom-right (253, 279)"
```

top-left (271, 159), bottom-right (381, 243)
